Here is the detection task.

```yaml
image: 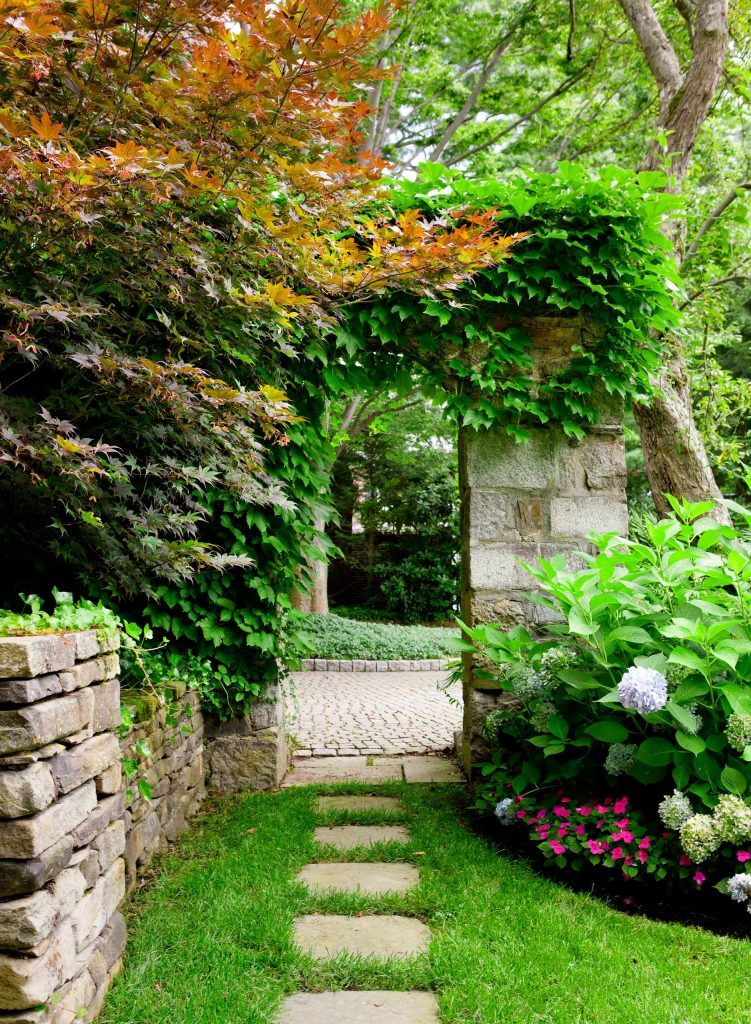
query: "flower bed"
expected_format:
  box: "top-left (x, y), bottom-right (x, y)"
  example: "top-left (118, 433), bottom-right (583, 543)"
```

top-left (467, 496), bottom-right (751, 922)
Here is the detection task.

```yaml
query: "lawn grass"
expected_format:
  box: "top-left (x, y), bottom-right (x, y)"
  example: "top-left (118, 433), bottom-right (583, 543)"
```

top-left (296, 612), bottom-right (457, 661)
top-left (101, 782), bottom-right (751, 1024)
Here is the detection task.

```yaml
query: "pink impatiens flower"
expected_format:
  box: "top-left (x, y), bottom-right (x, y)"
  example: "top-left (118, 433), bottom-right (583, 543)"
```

top-left (636, 849), bottom-right (648, 863)
top-left (679, 855), bottom-right (692, 867)
top-left (549, 840), bottom-right (566, 855)
top-left (693, 871), bottom-right (707, 886)
top-left (553, 805), bottom-right (570, 818)
top-left (737, 851), bottom-right (751, 863)
top-left (516, 810), bottom-right (527, 819)
top-left (611, 846), bottom-right (624, 861)
top-left (614, 797), bottom-right (629, 814)
top-left (586, 839), bottom-right (605, 855)
top-left (576, 805), bottom-right (592, 816)
top-left (575, 824), bottom-right (586, 836)
top-left (638, 837), bottom-right (651, 850)
top-left (615, 818), bottom-right (630, 829)
top-left (557, 825), bottom-right (569, 837)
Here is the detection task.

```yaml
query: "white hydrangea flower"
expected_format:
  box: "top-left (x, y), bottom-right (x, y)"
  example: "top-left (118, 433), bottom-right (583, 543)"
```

top-left (727, 873), bottom-right (751, 904)
top-left (726, 713), bottom-right (751, 754)
top-left (604, 742), bottom-right (637, 777)
top-left (617, 665), bottom-right (668, 715)
top-left (494, 797), bottom-right (515, 824)
top-left (680, 814), bottom-right (720, 863)
top-left (529, 700), bottom-right (557, 733)
top-left (658, 789), bottom-right (694, 831)
top-left (713, 795), bottom-right (751, 844)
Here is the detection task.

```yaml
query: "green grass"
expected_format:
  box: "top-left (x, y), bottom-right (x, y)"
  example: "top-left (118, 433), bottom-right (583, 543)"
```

top-left (101, 783), bottom-right (751, 1024)
top-left (297, 612), bottom-right (457, 660)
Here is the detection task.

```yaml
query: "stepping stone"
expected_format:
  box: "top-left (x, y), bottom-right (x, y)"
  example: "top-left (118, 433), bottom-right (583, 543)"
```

top-left (277, 991), bottom-right (440, 1023)
top-left (294, 914), bottom-right (430, 959)
top-left (282, 758), bottom-right (403, 787)
top-left (314, 825), bottom-right (409, 850)
top-left (298, 862), bottom-right (419, 895)
top-left (401, 757), bottom-right (463, 784)
top-left (316, 795), bottom-right (402, 813)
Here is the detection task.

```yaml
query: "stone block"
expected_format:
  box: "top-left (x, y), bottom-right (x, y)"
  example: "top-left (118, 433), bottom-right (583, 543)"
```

top-left (365, 661), bottom-right (376, 672)
top-left (70, 791), bottom-right (124, 848)
top-left (339, 661), bottom-right (352, 671)
top-left (0, 743), bottom-right (64, 770)
top-left (0, 636), bottom-right (75, 681)
top-left (0, 919), bottom-right (76, 1010)
top-left (467, 542), bottom-right (539, 591)
top-left (0, 783), bottom-right (97, 859)
top-left (70, 859), bottom-right (125, 953)
top-left (49, 966), bottom-right (96, 1023)
top-left (95, 761), bottom-right (122, 796)
top-left (0, 835), bottom-right (74, 898)
top-left (0, 673), bottom-right (62, 705)
top-left (58, 653), bottom-right (119, 694)
top-left (0, 890), bottom-right (58, 950)
top-left (90, 680), bottom-right (121, 733)
top-left (50, 733), bottom-right (120, 795)
top-left (580, 436), bottom-right (627, 492)
top-left (464, 428), bottom-right (562, 490)
top-left (0, 763), bottom-right (56, 818)
top-left (209, 726), bottom-right (287, 793)
top-left (467, 488), bottom-right (507, 543)
top-left (0, 691), bottom-right (93, 756)
top-left (74, 631), bottom-right (101, 662)
top-left (278, 991), bottom-right (439, 1024)
top-left (550, 495), bottom-right (628, 539)
top-left (514, 497), bottom-right (544, 538)
top-left (51, 865), bottom-right (87, 921)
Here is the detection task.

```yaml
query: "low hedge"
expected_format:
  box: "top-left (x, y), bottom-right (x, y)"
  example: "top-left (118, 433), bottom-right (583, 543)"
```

top-left (295, 612), bottom-right (457, 661)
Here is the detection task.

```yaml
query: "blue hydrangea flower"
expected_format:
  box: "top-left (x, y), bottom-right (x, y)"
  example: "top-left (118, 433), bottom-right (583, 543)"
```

top-left (494, 797), bottom-right (515, 824)
top-left (617, 666), bottom-right (668, 715)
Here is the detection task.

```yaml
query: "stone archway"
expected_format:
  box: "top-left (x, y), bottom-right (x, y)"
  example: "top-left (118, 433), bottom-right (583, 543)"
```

top-left (457, 316), bottom-right (629, 776)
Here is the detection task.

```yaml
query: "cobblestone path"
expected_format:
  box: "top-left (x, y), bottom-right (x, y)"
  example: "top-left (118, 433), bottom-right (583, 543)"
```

top-left (286, 670), bottom-right (462, 757)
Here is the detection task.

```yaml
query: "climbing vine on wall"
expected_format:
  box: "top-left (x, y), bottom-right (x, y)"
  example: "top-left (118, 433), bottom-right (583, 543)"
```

top-left (335, 162), bottom-right (683, 440)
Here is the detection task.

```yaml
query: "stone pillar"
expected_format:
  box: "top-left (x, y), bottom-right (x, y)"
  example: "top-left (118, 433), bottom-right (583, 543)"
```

top-left (0, 631), bottom-right (126, 1023)
top-left (459, 316), bottom-right (628, 776)
top-left (205, 685), bottom-right (288, 792)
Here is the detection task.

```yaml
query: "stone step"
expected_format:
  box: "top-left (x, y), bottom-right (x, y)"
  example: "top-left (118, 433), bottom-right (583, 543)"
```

top-left (297, 862), bottom-right (419, 895)
top-left (293, 914), bottom-right (430, 959)
top-left (277, 991), bottom-right (440, 1023)
top-left (314, 825), bottom-right (409, 850)
top-left (315, 795), bottom-right (403, 814)
top-left (402, 757), bottom-right (463, 784)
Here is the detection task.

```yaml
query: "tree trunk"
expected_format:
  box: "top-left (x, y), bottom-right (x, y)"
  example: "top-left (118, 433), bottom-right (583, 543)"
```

top-left (616, 0), bottom-right (730, 518)
top-left (292, 516), bottom-right (330, 614)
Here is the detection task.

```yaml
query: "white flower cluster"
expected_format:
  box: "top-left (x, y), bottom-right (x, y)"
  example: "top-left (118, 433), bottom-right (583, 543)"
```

top-left (726, 713), bottom-right (751, 754)
top-left (658, 789), bottom-right (694, 831)
top-left (494, 797), bottom-right (515, 825)
top-left (727, 873), bottom-right (751, 909)
top-left (680, 814), bottom-right (721, 863)
top-left (515, 647), bottom-right (577, 700)
top-left (530, 701), bottom-right (557, 733)
top-left (604, 742), bottom-right (637, 777)
top-left (617, 666), bottom-right (668, 715)
top-left (713, 795), bottom-right (751, 844)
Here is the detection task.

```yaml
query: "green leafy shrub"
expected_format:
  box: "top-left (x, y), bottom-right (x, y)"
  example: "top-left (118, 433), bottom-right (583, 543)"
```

top-left (297, 613), bottom-right (457, 661)
top-left (465, 496), bottom-right (751, 901)
top-left (0, 591), bottom-right (118, 641)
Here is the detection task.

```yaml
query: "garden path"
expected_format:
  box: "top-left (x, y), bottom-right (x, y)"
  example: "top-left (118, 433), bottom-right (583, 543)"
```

top-left (286, 670), bottom-right (462, 757)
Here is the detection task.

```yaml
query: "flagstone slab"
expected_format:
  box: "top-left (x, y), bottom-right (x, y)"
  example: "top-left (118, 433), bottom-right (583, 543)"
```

top-left (401, 757), bottom-right (464, 784)
top-left (277, 991), bottom-right (440, 1023)
top-left (297, 862), bottom-right (419, 895)
top-left (293, 914), bottom-right (430, 959)
top-left (282, 758), bottom-right (403, 787)
top-left (315, 795), bottom-right (403, 814)
top-left (314, 825), bottom-right (409, 850)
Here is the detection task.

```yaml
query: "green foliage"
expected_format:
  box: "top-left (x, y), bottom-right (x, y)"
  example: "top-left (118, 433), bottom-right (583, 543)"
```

top-left (462, 498), bottom-right (751, 820)
top-left (297, 613), bottom-right (457, 661)
top-left (339, 163), bottom-right (681, 441)
top-left (0, 591), bottom-right (118, 640)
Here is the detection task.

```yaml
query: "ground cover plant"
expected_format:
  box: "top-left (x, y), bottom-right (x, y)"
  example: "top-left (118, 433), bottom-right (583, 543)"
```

top-left (296, 613), bottom-right (457, 661)
top-left (463, 494), bottom-right (751, 915)
top-left (101, 781), bottom-right (751, 1024)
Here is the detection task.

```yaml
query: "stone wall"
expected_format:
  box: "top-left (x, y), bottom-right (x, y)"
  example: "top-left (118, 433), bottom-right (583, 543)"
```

top-left (119, 690), bottom-right (206, 893)
top-left (205, 685), bottom-right (288, 793)
top-left (459, 316), bottom-right (628, 775)
top-left (0, 631), bottom-right (125, 1023)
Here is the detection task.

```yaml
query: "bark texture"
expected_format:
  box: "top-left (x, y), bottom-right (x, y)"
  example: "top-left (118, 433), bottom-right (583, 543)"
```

top-left (617, 0), bottom-right (730, 518)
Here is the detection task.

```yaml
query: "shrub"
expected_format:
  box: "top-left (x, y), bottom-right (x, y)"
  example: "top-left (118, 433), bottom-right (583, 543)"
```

top-left (465, 496), bottom-right (751, 904)
top-left (296, 613), bottom-right (457, 661)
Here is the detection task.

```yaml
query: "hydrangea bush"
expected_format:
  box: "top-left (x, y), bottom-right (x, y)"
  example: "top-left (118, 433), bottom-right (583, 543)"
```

top-left (462, 496), bottom-right (751, 911)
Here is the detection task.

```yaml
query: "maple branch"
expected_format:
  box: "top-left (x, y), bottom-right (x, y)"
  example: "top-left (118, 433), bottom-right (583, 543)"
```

top-left (616, 0), bottom-right (682, 115)
top-left (681, 272), bottom-right (751, 307)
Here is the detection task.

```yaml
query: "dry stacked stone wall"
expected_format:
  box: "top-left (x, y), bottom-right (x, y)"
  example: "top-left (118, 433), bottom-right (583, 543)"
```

top-left (120, 689), bottom-right (205, 892)
top-left (0, 631), bottom-right (125, 1023)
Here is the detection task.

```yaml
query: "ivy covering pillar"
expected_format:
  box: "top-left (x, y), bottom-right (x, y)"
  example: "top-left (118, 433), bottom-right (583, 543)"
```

top-left (459, 316), bottom-right (629, 776)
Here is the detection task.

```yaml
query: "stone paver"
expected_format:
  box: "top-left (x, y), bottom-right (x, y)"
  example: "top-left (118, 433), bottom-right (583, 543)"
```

top-left (277, 991), bottom-right (440, 1024)
top-left (283, 754), bottom-right (463, 787)
top-left (297, 862), bottom-right (419, 895)
top-left (315, 795), bottom-right (403, 813)
top-left (293, 914), bottom-right (430, 959)
top-left (314, 824), bottom-right (409, 850)
top-left (288, 670), bottom-right (461, 756)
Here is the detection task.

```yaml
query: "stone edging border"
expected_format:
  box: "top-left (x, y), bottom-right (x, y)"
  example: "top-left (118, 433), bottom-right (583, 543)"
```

top-left (299, 658), bottom-right (450, 672)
